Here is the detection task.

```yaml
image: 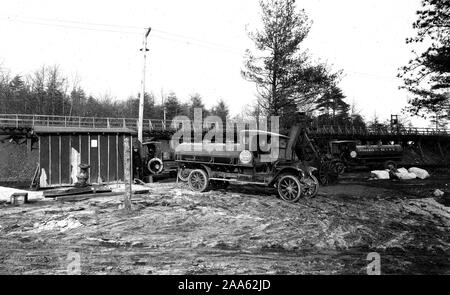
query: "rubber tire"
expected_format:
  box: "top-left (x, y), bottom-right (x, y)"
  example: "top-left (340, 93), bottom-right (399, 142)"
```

top-left (147, 158), bottom-right (164, 175)
top-left (277, 174), bottom-right (302, 203)
top-left (319, 161), bottom-right (339, 186)
top-left (303, 175), bottom-right (319, 198)
top-left (188, 169), bottom-right (209, 192)
top-left (333, 161), bottom-right (346, 175)
top-left (177, 168), bottom-right (190, 182)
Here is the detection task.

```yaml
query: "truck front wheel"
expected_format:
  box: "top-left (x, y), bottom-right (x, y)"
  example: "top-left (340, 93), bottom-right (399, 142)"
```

top-left (277, 174), bottom-right (302, 203)
top-left (178, 167), bottom-right (191, 182)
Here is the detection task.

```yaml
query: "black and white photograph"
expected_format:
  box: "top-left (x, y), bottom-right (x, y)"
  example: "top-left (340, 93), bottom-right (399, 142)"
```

top-left (0, 0), bottom-right (449, 279)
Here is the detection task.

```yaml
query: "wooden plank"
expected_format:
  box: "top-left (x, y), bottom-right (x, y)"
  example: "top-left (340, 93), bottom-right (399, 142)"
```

top-left (90, 135), bottom-right (99, 183)
top-left (39, 135), bottom-right (50, 187)
top-left (80, 135), bottom-right (89, 165)
top-left (56, 192), bottom-right (123, 202)
top-left (109, 135), bottom-right (117, 181)
top-left (60, 135), bottom-right (71, 185)
top-left (71, 135), bottom-right (80, 151)
top-left (44, 186), bottom-right (112, 198)
top-left (123, 135), bottom-right (132, 211)
top-left (55, 190), bottom-right (149, 202)
top-left (50, 135), bottom-right (60, 185)
top-left (80, 135), bottom-right (89, 181)
top-left (70, 135), bottom-right (80, 184)
top-left (117, 134), bottom-right (124, 181)
top-left (99, 135), bottom-right (109, 183)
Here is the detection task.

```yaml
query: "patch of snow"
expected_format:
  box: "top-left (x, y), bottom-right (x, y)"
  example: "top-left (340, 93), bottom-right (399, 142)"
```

top-left (32, 216), bottom-right (83, 233)
top-left (0, 186), bottom-right (43, 202)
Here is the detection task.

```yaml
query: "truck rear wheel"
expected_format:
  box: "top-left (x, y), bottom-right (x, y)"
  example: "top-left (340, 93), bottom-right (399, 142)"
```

top-left (302, 175), bottom-right (319, 198)
top-left (277, 174), bottom-right (302, 203)
top-left (188, 169), bottom-right (209, 192)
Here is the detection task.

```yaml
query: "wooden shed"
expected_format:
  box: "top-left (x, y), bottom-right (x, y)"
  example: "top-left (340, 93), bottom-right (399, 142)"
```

top-left (35, 127), bottom-right (135, 188)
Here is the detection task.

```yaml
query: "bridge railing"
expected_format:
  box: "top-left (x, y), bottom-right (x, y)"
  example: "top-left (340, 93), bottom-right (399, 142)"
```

top-left (314, 125), bottom-right (450, 137)
top-left (2, 114), bottom-right (450, 136)
top-left (0, 114), bottom-right (198, 131)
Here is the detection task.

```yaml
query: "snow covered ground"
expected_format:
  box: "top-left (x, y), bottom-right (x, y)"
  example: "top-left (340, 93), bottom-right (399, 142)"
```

top-left (0, 186), bottom-right (43, 202)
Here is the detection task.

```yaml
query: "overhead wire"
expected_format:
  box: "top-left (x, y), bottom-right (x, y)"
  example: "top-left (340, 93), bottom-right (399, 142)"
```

top-left (0, 15), bottom-right (243, 54)
top-left (0, 14), bottom-right (403, 77)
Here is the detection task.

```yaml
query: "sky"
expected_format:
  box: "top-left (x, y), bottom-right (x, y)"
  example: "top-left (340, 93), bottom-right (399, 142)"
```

top-left (0, 0), bottom-right (430, 126)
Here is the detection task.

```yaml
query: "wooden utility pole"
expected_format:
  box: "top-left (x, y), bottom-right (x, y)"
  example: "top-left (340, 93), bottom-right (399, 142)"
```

top-left (138, 27), bottom-right (152, 144)
top-left (161, 88), bottom-right (167, 128)
top-left (123, 135), bottom-right (133, 211)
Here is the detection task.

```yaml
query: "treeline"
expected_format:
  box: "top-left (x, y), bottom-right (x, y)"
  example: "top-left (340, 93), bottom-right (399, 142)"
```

top-left (0, 64), bottom-right (374, 129)
top-left (0, 65), bottom-right (230, 123)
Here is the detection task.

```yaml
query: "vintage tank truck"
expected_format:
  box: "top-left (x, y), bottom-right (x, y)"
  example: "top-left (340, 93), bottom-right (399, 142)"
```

top-left (174, 130), bottom-right (319, 203)
top-left (328, 140), bottom-right (404, 174)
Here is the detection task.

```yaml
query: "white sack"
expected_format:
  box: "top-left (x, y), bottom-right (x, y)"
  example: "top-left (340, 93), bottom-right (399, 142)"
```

top-left (408, 167), bottom-right (430, 180)
top-left (371, 170), bottom-right (390, 180)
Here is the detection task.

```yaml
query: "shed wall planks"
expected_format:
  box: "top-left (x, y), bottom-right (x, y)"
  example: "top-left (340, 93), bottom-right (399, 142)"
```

top-left (80, 135), bottom-right (89, 180)
top-left (99, 135), bottom-right (109, 182)
top-left (60, 135), bottom-right (70, 184)
top-left (109, 135), bottom-right (117, 181)
top-left (50, 135), bottom-right (60, 185)
top-left (38, 133), bottom-right (131, 188)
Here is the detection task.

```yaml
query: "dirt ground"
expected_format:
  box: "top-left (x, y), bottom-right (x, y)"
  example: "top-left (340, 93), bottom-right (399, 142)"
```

top-left (0, 176), bottom-right (449, 275)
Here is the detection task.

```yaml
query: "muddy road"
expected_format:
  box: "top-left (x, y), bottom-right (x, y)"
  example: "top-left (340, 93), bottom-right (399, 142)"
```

top-left (0, 177), bottom-right (449, 275)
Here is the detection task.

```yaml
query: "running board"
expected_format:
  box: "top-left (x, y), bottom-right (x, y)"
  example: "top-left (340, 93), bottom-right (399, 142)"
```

top-left (209, 178), bottom-right (270, 186)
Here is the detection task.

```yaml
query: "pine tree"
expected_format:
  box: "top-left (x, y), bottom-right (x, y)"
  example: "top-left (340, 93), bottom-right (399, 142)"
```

top-left (165, 92), bottom-right (182, 120)
top-left (399, 0), bottom-right (450, 122)
top-left (189, 93), bottom-right (208, 120)
top-left (315, 86), bottom-right (349, 125)
top-left (210, 99), bottom-right (230, 124)
top-left (242, 0), bottom-right (340, 127)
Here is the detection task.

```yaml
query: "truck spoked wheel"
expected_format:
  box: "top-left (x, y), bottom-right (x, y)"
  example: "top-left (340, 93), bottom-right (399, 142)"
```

top-left (333, 161), bottom-right (346, 175)
top-left (277, 174), bottom-right (302, 203)
top-left (318, 162), bottom-right (338, 186)
top-left (302, 175), bottom-right (319, 198)
top-left (177, 168), bottom-right (190, 182)
top-left (188, 169), bottom-right (209, 192)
